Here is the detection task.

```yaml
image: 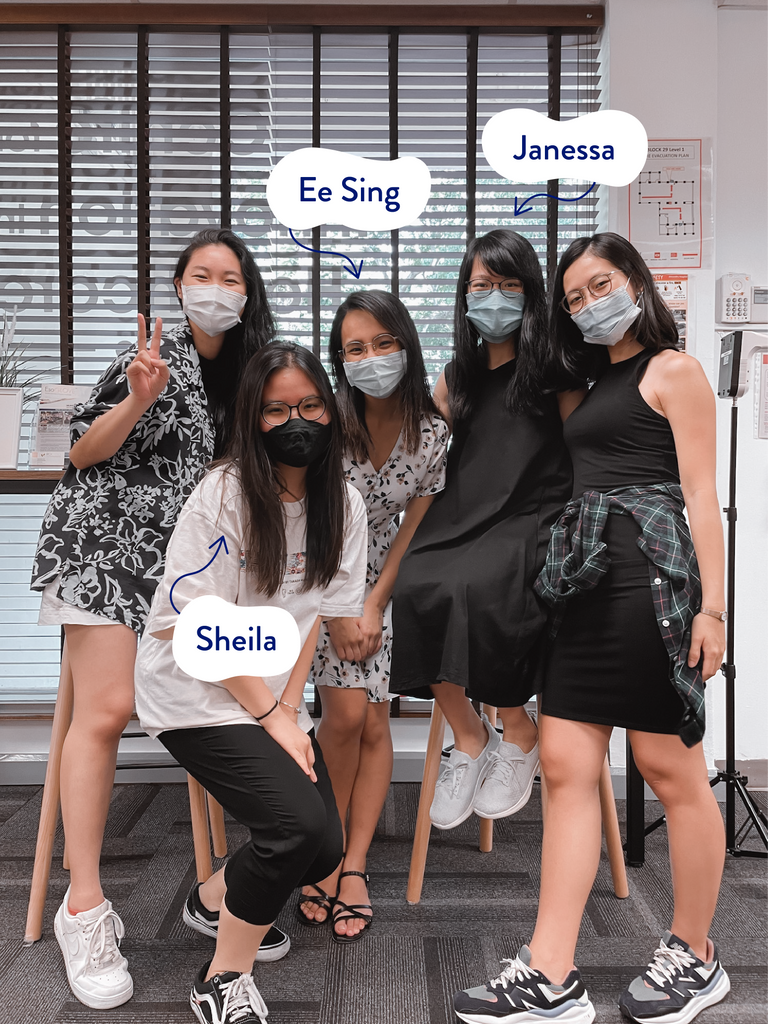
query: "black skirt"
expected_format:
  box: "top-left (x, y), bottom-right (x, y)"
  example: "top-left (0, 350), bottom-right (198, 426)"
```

top-left (541, 513), bottom-right (686, 734)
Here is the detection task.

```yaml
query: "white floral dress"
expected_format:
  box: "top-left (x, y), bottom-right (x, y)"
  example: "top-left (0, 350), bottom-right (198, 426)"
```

top-left (310, 414), bottom-right (449, 702)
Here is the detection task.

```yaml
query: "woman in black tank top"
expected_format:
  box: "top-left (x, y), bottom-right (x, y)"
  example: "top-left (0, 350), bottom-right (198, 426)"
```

top-left (453, 235), bottom-right (730, 1024)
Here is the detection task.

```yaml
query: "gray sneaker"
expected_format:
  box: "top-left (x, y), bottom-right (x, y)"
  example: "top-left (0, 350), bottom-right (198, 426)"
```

top-left (473, 737), bottom-right (540, 820)
top-left (429, 713), bottom-right (500, 829)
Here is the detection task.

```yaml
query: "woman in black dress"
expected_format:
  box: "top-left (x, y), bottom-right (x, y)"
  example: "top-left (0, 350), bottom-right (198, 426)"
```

top-left (390, 230), bottom-right (572, 829)
top-left (453, 234), bottom-right (728, 1024)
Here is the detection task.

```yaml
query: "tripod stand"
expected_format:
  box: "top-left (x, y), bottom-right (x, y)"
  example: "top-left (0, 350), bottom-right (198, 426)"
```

top-left (715, 398), bottom-right (767, 856)
top-left (634, 394), bottom-right (768, 859)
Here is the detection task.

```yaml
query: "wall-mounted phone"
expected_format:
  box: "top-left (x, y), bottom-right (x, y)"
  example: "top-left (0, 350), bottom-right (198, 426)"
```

top-left (717, 273), bottom-right (751, 323)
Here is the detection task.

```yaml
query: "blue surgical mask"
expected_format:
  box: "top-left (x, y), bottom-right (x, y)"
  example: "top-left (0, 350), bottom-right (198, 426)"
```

top-left (571, 286), bottom-right (642, 346)
top-left (465, 290), bottom-right (526, 344)
top-left (343, 350), bottom-right (407, 399)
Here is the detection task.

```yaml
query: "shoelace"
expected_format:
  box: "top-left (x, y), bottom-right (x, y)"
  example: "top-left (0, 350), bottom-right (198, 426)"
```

top-left (221, 973), bottom-right (269, 1023)
top-left (645, 944), bottom-right (696, 987)
top-left (81, 908), bottom-right (126, 975)
top-left (490, 957), bottom-right (537, 990)
top-left (436, 759), bottom-right (469, 799)
top-left (483, 749), bottom-right (525, 784)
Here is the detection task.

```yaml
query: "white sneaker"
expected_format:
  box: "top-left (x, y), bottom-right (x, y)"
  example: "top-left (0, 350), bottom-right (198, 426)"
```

top-left (54, 887), bottom-right (134, 1009)
top-left (473, 736), bottom-right (540, 819)
top-left (429, 713), bottom-right (501, 829)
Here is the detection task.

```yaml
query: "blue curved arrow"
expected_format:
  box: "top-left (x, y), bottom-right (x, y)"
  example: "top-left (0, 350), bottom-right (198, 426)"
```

top-left (289, 228), bottom-right (364, 279)
top-left (169, 536), bottom-right (230, 614)
top-left (514, 182), bottom-right (596, 217)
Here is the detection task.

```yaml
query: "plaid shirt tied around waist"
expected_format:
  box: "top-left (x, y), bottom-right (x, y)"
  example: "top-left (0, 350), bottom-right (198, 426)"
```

top-left (533, 483), bottom-right (705, 747)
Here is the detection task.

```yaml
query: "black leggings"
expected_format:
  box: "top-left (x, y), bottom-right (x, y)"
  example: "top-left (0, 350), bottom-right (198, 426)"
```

top-left (160, 724), bottom-right (343, 926)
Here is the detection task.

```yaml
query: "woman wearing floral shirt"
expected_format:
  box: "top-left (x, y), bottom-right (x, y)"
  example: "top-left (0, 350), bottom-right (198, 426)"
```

top-left (30, 229), bottom-right (275, 1011)
top-left (301, 291), bottom-right (448, 942)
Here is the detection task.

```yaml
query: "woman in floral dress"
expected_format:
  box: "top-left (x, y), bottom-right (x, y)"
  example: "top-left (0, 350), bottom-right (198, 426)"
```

top-left (300, 291), bottom-right (448, 941)
top-left (30, 229), bottom-right (275, 1010)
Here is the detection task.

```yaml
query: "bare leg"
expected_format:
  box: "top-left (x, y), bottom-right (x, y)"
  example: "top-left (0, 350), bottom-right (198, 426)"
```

top-left (334, 701), bottom-right (393, 937)
top-left (497, 704), bottom-right (538, 753)
top-left (528, 715), bottom-right (612, 984)
top-left (199, 865), bottom-right (227, 912)
top-left (60, 623), bottom-right (137, 914)
top-left (432, 680), bottom-right (487, 758)
top-left (206, 901), bottom-right (271, 978)
top-left (628, 730), bottom-right (725, 962)
top-left (299, 687), bottom-right (368, 922)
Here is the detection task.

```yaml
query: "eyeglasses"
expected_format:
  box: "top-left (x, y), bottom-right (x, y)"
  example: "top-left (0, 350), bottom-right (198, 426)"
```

top-left (260, 396), bottom-right (327, 426)
top-left (561, 270), bottom-right (627, 314)
top-left (466, 278), bottom-right (524, 296)
top-left (341, 334), bottom-right (402, 361)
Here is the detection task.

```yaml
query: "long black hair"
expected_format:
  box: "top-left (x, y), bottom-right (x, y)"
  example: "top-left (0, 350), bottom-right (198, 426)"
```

top-left (216, 342), bottom-right (347, 597)
top-left (328, 290), bottom-right (441, 461)
top-left (450, 229), bottom-right (549, 421)
top-left (174, 228), bottom-right (276, 456)
top-left (550, 232), bottom-right (680, 387)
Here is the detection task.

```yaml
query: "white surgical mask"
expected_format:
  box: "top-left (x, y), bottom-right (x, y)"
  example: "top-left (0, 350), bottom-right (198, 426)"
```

top-left (343, 350), bottom-right (407, 399)
top-left (181, 283), bottom-right (247, 338)
top-left (465, 290), bottom-right (526, 344)
top-left (570, 286), bottom-right (641, 346)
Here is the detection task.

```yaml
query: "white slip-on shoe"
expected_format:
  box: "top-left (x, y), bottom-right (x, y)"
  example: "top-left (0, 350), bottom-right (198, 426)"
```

top-left (473, 737), bottom-right (540, 819)
top-left (429, 712), bottom-right (501, 829)
top-left (54, 886), bottom-right (133, 1009)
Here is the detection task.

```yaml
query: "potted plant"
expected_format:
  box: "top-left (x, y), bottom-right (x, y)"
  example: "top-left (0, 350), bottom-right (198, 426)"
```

top-left (0, 307), bottom-right (48, 469)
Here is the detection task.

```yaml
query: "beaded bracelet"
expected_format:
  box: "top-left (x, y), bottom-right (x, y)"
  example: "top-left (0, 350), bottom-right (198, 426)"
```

top-left (254, 698), bottom-right (279, 722)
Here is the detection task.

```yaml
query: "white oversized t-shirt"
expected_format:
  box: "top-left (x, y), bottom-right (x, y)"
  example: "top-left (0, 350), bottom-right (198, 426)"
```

top-left (134, 464), bottom-right (368, 738)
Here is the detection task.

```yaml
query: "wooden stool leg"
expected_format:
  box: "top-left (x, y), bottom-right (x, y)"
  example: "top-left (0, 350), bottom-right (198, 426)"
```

top-left (188, 775), bottom-right (213, 882)
top-left (24, 641), bottom-right (74, 944)
top-left (206, 793), bottom-right (228, 858)
top-left (478, 705), bottom-right (496, 853)
top-left (406, 703), bottom-right (446, 905)
top-left (599, 755), bottom-right (629, 899)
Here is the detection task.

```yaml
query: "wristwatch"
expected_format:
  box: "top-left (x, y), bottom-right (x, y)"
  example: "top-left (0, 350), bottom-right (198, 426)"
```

top-left (700, 607), bottom-right (728, 622)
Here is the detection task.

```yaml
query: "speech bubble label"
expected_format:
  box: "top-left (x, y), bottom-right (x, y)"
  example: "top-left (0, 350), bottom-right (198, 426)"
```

top-left (172, 595), bottom-right (301, 683)
top-left (481, 109), bottom-right (648, 187)
top-left (266, 148), bottom-right (432, 231)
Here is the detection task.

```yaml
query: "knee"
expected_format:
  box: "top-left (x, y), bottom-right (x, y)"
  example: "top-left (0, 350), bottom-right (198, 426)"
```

top-left (540, 749), bottom-right (599, 794)
top-left (319, 697), bottom-right (367, 739)
top-left (73, 698), bottom-right (134, 743)
top-left (360, 706), bottom-right (391, 749)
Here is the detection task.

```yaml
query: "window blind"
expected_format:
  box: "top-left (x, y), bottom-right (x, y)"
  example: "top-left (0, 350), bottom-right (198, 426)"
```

top-left (0, 24), bottom-right (602, 702)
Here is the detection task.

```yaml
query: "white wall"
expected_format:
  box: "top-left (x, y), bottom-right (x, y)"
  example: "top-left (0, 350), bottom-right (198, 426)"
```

top-left (606, 0), bottom-right (768, 766)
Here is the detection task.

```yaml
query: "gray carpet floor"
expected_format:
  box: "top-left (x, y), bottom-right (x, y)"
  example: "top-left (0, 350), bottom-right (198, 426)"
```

top-left (1, 781), bottom-right (766, 1023)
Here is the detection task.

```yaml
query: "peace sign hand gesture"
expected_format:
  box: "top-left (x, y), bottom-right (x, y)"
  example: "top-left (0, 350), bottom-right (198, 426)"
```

top-left (126, 314), bottom-right (170, 407)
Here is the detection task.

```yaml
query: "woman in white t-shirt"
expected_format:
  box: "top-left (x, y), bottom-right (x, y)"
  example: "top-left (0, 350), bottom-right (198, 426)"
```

top-left (134, 342), bottom-right (367, 1024)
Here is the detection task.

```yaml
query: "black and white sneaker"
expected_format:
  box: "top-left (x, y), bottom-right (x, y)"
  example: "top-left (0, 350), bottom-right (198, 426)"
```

top-left (618, 931), bottom-right (730, 1024)
top-left (453, 945), bottom-right (595, 1023)
top-left (190, 963), bottom-right (269, 1024)
top-left (183, 884), bottom-right (291, 962)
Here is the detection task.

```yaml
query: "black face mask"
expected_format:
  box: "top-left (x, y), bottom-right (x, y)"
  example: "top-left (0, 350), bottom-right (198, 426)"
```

top-left (262, 418), bottom-right (332, 468)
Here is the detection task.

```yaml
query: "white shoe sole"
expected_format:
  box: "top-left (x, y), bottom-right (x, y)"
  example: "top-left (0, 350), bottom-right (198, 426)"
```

top-left (54, 913), bottom-right (134, 1010)
top-left (619, 969), bottom-right (730, 1024)
top-left (183, 903), bottom-right (290, 962)
top-left (474, 758), bottom-right (540, 820)
top-left (455, 997), bottom-right (596, 1024)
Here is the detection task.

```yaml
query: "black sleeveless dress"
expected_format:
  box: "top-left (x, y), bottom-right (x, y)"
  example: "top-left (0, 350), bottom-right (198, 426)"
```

top-left (390, 358), bottom-right (573, 707)
top-left (541, 347), bottom-right (687, 732)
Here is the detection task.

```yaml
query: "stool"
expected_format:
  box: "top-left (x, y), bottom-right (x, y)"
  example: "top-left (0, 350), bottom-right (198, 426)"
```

top-left (24, 639), bottom-right (227, 944)
top-left (406, 702), bottom-right (629, 904)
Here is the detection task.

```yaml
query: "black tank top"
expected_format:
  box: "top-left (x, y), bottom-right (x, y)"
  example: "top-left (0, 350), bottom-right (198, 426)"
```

top-left (564, 347), bottom-right (679, 498)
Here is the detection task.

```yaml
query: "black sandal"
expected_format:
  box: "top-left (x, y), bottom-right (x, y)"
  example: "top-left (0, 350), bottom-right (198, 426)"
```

top-left (331, 871), bottom-right (373, 944)
top-left (297, 884), bottom-right (334, 926)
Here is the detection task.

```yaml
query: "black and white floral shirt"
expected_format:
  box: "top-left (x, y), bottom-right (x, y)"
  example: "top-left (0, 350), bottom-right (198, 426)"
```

top-left (31, 319), bottom-right (215, 632)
